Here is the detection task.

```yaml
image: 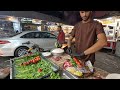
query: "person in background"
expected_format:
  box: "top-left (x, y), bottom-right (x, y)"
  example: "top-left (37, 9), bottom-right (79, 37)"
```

top-left (56, 26), bottom-right (65, 47)
top-left (67, 11), bottom-right (107, 65)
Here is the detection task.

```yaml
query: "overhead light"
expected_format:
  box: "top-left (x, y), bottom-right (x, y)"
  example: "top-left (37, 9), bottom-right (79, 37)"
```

top-left (32, 19), bottom-right (41, 24)
top-left (6, 16), bottom-right (18, 22)
top-left (106, 17), bottom-right (112, 20)
top-left (94, 19), bottom-right (98, 20)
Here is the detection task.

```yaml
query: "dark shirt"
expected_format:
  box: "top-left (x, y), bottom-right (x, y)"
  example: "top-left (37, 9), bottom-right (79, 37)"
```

top-left (57, 30), bottom-right (65, 44)
top-left (71, 20), bottom-right (105, 63)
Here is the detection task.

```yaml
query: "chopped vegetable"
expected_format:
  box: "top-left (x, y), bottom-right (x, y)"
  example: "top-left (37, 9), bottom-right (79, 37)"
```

top-left (38, 68), bottom-right (42, 72)
top-left (49, 72), bottom-right (61, 79)
top-left (73, 57), bottom-right (83, 68)
top-left (14, 53), bottom-right (60, 79)
top-left (63, 60), bottom-right (73, 69)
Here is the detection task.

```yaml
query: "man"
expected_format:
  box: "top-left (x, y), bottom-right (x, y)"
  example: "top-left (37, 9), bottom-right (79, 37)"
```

top-left (67, 11), bottom-right (107, 65)
top-left (57, 26), bottom-right (65, 44)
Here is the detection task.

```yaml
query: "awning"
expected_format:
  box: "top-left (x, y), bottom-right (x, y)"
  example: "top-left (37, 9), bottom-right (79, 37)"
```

top-left (0, 11), bottom-right (62, 23)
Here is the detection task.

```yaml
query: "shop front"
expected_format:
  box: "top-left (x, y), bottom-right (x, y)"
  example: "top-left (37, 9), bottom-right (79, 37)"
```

top-left (0, 15), bottom-right (21, 37)
top-left (0, 11), bottom-right (63, 34)
top-left (20, 18), bottom-right (42, 31)
top-left (94, 17), bottom-right (117, 50)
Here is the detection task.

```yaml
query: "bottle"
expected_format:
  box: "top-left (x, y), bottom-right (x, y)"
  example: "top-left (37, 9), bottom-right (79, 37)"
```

top-left (85, 60), bottom-right (94, 73)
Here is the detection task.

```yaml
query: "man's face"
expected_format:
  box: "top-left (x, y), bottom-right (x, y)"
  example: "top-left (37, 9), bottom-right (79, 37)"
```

top-left (57, 27), bottom-right (61, 32)
top-left (79, 11), bottom-right (92, 21)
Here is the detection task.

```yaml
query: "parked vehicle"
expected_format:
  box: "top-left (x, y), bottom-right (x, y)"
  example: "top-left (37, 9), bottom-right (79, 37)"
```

top-left (0, 31), bottom-right (57, 57)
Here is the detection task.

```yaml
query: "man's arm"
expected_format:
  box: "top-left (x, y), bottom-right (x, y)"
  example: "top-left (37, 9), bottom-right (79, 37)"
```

top-left (67, 35), bottom-right (74, 48)
top-left (84, 33), bottom-right (107, 55)
top-left (67, 27), bottom-right (76, 47)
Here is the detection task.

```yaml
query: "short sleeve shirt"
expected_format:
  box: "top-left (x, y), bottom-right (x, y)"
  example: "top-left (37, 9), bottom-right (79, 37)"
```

top-left (71, 20), bottom-right (105, 62)
top-left (57, 30), bottom-right (65, 44)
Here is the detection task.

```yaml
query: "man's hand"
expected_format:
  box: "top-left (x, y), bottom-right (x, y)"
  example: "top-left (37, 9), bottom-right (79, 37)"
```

top-left (66, 47), bottom-right (72, 54)
top-left (55, 42), bottom-right (62, 48)
top-left (79, 52), bottom-right (86, 59)
top-left (72, 52), bottom-right (86, 60)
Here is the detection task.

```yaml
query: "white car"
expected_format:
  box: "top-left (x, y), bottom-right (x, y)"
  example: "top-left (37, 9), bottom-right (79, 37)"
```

top-left (0, 31), bottom-right (57, 57)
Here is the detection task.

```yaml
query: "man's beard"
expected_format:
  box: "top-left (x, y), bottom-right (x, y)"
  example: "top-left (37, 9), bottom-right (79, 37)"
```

top-left (82, 13), bottom-right (92, 21)
top-left (82, 16), bottom-right (89, 21)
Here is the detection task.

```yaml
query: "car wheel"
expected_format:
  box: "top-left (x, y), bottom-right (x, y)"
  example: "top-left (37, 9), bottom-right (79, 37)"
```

top-left (14, 47), bottom-right (29, 57)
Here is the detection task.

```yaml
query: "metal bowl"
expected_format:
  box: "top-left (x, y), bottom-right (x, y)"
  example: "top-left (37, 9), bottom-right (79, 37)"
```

top-left (52, 52), bottom-right (64, 56)
top-left (51, 48), bottom-right (64, 56)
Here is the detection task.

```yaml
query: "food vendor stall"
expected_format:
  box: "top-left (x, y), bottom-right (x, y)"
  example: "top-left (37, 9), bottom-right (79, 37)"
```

top-left (44, 49), bottom-right (109, 79)
top-left (10, 44), bottom-right (110, 79)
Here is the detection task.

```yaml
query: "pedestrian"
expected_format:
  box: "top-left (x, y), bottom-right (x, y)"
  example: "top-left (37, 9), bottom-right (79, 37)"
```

top-left (67, 11), bottom-right (107, 65)
top-left (56, 26), bottom-right (65, 48)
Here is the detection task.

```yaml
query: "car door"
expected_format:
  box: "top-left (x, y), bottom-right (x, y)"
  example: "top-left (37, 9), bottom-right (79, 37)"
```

top-left (20, 32), bottom-right (38, 47)
top-left (20, 32), bottom-right (57, 50)
top-left (36, 32), bottom-right (57, 50)
top-left (31, 32), bottom-right (46, 49)
top-left (41, 32), bottom-right (57, 50)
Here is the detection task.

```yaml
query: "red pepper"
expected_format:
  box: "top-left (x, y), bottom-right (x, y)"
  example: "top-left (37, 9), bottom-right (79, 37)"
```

top-left (73, 57), bottom-right (83, 68)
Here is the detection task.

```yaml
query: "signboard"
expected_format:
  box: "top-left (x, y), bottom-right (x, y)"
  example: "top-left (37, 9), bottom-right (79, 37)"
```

top-left (102, 20), bottom-right (113, 24)
top-left (21, 18), bottom-right (32, 23)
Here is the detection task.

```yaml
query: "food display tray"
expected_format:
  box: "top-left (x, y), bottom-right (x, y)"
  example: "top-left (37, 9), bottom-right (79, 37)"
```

top-left (10, 53), bottom-right (60, 79)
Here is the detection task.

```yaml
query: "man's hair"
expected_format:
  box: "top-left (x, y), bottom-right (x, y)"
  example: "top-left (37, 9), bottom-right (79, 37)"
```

top-left (58, 26), bottom-right (62, 28)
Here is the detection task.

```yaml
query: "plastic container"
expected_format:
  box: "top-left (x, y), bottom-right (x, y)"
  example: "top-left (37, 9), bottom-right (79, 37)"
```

top-left (85, 60), bottom-right (94, 73)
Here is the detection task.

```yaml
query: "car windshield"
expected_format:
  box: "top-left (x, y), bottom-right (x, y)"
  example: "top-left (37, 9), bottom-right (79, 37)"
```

top-left (0, 30), bottom-right (21, 38)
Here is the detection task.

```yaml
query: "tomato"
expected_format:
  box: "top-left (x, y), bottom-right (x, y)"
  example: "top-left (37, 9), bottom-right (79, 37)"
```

top-left (30, 60), bottom-right (33, 63)
top-left (36, 57), bottom-right (40, 61)
top-left (32, 59), bottom-right (37, 64)
top-left (34, 58), bottom-right (38, 62)
top-left (26, 62), bottom-right (30, 65)
top-left (28, 61), bottom-right (31, 64)
top-left (37, 58), bottom-right (40, 61)
top-left (38, 68), bottom-right (42, 72)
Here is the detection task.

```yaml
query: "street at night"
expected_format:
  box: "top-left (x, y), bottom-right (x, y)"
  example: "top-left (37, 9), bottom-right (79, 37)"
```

top-left (0, 11), bottom-right (120, 79)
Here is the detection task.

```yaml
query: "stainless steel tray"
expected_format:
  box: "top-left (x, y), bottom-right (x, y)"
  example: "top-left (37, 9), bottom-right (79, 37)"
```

top-left (10, 53), bottom-right (60, 79)
top-left (60, 69), bottom-right (79, 79)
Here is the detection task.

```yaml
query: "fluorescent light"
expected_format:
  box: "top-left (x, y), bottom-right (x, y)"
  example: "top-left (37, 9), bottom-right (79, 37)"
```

top-left (106, 17), bottom-right (112, 20)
